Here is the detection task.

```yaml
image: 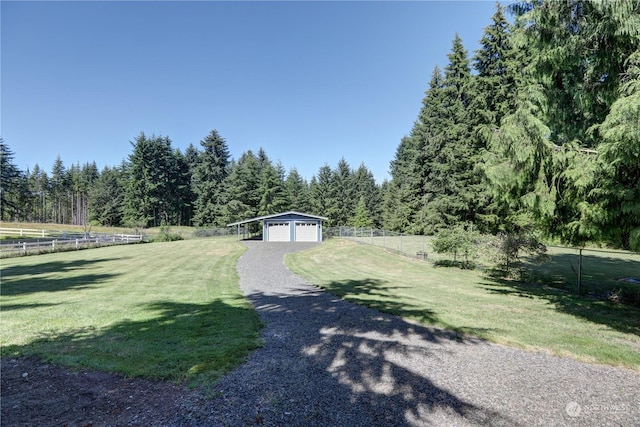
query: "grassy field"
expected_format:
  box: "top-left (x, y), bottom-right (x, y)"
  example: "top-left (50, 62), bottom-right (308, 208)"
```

top-left (1, 237), bottom-right (263, 386)
top-left (529, 245), bottom-right (640, 299)
top-left (286, 239), bottom-right (640, 370)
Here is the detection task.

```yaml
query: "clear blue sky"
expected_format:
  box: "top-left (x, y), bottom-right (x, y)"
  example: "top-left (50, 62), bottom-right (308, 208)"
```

top-left (2, 1), bottom-right (503, 183)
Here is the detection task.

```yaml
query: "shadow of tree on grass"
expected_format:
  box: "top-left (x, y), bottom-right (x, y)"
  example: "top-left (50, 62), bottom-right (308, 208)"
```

top-left (480, 276), bottom-right (640, 336)
top-left (1, 258), bottom-right (125, 297)
top-left (1, 299), bottom-right (264, 385)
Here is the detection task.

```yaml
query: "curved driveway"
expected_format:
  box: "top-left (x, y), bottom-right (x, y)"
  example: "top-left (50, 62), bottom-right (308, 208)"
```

top-left (198, 242), bottom-right (639, 426)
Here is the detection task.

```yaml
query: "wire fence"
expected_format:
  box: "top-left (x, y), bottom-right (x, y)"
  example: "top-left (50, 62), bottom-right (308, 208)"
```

top-left (325, 226), bottom-right (443, 261)
top-left (325, 226), bottom-right (640, 305)
top-left (540, 245), bottom-right (640, 301)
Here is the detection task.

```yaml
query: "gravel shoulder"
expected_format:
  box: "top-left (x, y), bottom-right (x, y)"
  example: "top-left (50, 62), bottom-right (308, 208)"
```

top-left (3, 241), bottom-right (639, 426)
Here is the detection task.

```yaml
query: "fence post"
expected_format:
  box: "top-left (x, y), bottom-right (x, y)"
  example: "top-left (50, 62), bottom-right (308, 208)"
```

top-left (23, 242), bottom-right (27, 255)
top-left (577, 248), bottom-right (583, 295)
top-left (400, 233), bottom-right (403, 254)
top-left (76, 239), bottom-right (79, 250)
top-left (371, 227), bottom-right (374, 245)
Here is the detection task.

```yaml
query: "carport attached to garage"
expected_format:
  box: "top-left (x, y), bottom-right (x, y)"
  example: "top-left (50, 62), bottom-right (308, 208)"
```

top-left (227, 211), bottom-right (328, 242)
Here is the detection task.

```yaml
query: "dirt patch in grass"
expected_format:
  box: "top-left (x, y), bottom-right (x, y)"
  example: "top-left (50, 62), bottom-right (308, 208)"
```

top-left (1, 356), bottom-right (194, 427)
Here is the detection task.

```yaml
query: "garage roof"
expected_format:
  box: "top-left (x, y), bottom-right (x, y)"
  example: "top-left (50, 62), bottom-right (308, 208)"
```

top-left (226, 211), bottom-right (328, 227)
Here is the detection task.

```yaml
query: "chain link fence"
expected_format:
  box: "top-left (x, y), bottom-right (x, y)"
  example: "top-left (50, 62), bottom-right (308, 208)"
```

top-left (537, 245), bottom-right (640, 303)
top-left (325, 226), bottom-right (439, 261)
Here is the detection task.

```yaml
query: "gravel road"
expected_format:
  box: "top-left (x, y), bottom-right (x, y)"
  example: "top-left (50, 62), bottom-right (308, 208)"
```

top-left (171, 241), bottom-right (640, 426)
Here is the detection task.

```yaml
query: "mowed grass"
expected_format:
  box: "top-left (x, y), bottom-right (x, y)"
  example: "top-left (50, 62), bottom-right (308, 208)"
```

top-left (529, 245), bottom-right (640, 297)
top-left (0, 237), bottom-right (263, 386)
top-left (286, 239), bottom-right (640, 370)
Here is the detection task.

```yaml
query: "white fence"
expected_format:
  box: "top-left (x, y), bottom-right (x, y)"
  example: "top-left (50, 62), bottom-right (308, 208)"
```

top-left (0, 227), bottom-right (48, 238)
top-left (0, 227), bottom-right (142, 257)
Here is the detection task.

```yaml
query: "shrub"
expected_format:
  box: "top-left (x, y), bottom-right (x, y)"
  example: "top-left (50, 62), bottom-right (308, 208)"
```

top-left (486, 231), bottom-right (548, 279)
top-left (155, 224), bottom-right (183, 242)
top-left (432, 223), bottom-right (480, 269)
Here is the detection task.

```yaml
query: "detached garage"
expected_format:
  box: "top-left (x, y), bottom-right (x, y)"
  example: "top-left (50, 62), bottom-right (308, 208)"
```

top-left (227, 211), bottom-right (328, 243)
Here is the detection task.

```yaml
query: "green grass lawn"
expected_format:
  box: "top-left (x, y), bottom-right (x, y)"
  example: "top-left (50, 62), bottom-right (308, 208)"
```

top-left (527, 245), bottom-right (640, 301)
top-left (1, 237), bottom-right (263, 386)
top-left (286, 239), bottom-right (640, 370)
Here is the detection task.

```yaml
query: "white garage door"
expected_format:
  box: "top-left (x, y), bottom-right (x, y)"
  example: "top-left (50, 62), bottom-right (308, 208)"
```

top-left (295, 222), bottom-right (318, 242)
top-left (267, 222), bottom-right (290, 242)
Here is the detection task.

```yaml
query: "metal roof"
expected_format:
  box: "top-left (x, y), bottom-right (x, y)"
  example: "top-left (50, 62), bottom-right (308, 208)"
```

top-left (226, 211), bottom-right (328, 227)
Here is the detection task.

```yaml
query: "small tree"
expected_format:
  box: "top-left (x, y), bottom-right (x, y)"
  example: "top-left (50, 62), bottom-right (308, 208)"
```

top-left (486, 230), bottom-right (548, 279)
top-left (352, 196), bottom-right (373, 228)
top-left (432, 222), bottom-right (480, 269)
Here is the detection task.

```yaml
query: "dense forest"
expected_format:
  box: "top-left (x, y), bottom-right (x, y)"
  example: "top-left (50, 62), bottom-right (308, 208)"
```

top-left (1, 1), bottom-right (639, 250)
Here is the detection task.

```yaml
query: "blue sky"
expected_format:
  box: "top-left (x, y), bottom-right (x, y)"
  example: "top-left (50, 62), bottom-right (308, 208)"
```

top-left (2, 1), bottom-right (503, 183)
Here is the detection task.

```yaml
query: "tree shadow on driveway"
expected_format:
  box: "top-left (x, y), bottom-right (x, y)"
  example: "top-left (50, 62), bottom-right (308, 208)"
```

top-left (215, 286), bottom-right (516, 426)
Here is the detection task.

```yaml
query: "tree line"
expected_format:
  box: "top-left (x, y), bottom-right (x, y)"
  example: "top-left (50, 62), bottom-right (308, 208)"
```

top-left (1, 1), bottom-right (638, 250)
top-left (384, 1), bottom-right (639, 251)
top-left (0, 132), bottom-right (382, 230)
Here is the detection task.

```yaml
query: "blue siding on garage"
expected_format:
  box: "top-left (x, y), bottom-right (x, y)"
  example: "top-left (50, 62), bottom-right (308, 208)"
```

top-left (262, 213), bottom-right (323, 242)
top-left (228, 211), bottom-right (327, 243)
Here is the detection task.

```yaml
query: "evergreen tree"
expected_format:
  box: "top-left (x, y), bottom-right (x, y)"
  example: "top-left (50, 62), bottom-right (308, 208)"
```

top-left (0, 140), bottom-right (24, 221)
top-left (327, 158), bottom-right (355, 226)
top-left (28, 164), bottom-right (49, 223)
top-left (89, 164), bottom-right (126, 227)
top-left (352, 163), bottom-right (381, 227)
top-left (588, 50), bottom-right (640, 250)
top-left (123, 132), bottom-right (178, 227)
top-left (257, 159), bottom-right (288, 216)
top-left (383, 136), bottom-right (419, 232)
top-left (473, 3), bottom-right (518, 128)
top-left (352, 196), bottom-right (374, 228)
top-left (192, 130), bottom-right (230, 226)
top-left (512, 0), bottom-right (640, 148)
top-left (183, 143), bottom-right (200, 173)
top-left (486, 0), bottom-right (640, 247)
top-left (417, 36), bottom-right (479, 233)
top-left (50, 156), bottom-right (70, 224)
top-left (472, 3), bottom-right (521, 231)
top-left (221, 150), bottom-right (262, 224)
top-left (285, 168), bottom-right (311, 212)
top-left (171, 149), bottom-right (194, 226)
top-left (309, 164), bottom-right (333, 223)
top-left (410, 66), bottom-right (447, 234)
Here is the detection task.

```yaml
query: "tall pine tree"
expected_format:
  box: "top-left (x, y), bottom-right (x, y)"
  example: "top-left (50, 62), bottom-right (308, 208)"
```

top-left (192, 130), bottom-right (230, 226)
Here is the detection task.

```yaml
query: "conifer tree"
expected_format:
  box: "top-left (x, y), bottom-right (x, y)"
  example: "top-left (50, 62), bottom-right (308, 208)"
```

top-left (257, 159), bottom-right (288, 216)
top-left (352, 163), bottom-right (381, 227)
top-left (352, 196), bottom-right (374, 228)
top-left (221, 150), bottom-right (262, 224)
top-left (419, 35), bottom-right (478, 233)
top-left (327, 158), bottom-right (355, 226)
top-left (309, 164), bottom-right (333, 223)
top-left (384, 136), bottom-right (419, 232)
top-left (123, 132), bottom-right (177, 227)
top-left (285, 168), bottom-right (311, 212)
top-left (0, 140), bottom-right (26, 221)
top-left (89, 164), bottom-right (126, 226)
top-left (192, 130), bottom-right (230, 226)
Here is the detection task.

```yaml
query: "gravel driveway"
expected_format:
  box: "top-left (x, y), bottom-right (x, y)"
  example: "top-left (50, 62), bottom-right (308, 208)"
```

top-left (174, 242), bottom-right (640, 426)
